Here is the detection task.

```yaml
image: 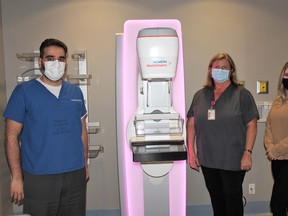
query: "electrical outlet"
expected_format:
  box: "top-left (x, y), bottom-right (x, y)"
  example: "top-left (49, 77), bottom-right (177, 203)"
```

top-left (249, 183), bottom-right (255, 194)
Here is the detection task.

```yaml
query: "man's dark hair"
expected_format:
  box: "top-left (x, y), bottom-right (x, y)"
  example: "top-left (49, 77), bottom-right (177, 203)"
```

top-left (39, 38), bottom-right (68, 59)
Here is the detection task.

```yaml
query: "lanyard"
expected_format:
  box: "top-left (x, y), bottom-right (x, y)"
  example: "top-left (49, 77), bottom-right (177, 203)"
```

top-left (211, 100), bottom-right (216, 109)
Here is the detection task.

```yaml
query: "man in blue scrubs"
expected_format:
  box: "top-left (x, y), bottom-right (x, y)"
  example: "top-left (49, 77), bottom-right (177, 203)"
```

top-left (4, 38), bottom-right (88, 216)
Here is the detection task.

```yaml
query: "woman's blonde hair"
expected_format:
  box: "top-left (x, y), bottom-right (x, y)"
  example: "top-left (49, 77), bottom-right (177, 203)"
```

top-left (275, 61), bottom-right (288, 105)
top-left (204, 52), bottom-right (241, 88)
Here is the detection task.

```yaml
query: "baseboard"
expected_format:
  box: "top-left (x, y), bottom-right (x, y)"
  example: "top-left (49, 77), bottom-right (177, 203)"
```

top-left (15, 201), bottom-right (271, 216)
top-left (187, 201), bottom-right (271, 216)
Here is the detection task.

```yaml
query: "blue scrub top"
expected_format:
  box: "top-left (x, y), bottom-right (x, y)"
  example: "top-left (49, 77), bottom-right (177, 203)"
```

top-left (4, 79), bottom-right (87, 175)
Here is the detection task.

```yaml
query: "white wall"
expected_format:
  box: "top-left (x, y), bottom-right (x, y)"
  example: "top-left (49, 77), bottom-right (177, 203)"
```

top-left (2, 0), bottom-right (288, 212)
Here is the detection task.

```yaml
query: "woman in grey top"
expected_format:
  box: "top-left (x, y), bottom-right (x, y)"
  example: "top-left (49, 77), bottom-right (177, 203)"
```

top-left (186, 52), bottom-right (259, 216)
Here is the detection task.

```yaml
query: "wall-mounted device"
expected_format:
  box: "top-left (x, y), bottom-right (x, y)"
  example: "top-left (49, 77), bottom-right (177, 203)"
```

top-left (257, 80), bottom-right (269, 94)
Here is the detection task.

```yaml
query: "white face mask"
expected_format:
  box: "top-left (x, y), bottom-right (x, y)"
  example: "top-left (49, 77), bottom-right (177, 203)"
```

top-left (44, 60), bottom-right (65, 81)
top-left (211, 68), bottom-right (230, 83)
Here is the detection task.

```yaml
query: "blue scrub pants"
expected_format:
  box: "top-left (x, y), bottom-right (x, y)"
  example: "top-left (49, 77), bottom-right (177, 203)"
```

top-left (270, 160), bottom-right (288, 216)
top-left (23, 168), bottom-right (86, 216)
top-left (202, 166), bottom-right (245, 216)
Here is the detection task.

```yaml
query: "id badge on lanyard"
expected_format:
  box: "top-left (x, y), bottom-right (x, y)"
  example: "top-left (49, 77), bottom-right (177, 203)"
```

top-left (208, 100), bottom-right (216, 120)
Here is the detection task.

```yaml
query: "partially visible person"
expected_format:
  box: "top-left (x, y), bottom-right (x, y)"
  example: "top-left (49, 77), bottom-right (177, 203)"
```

top-left (186, 52), bottom-right (259, 216)
top-left (4, 38), bottom-right (88, 216)
top-left (264, 61), bottom-right (288, 216)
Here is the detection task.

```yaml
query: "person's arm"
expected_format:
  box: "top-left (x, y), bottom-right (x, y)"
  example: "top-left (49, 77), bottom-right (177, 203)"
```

top-left (264, 115), bottom-right (279, 160)
top-left (81, 115), bottom-right (89, 180)
top-left (241, 118), bottom-right (257, 171)
top-left (186, 117), bottom-right (199, 171)
top-left (4, 119), bottom-right (24, 204)
top-left (264, 115), bottom-right (274, 151)
top-left (266, 124), bottom-right (288, 159)
top-left (266, 136), bottom-right (288, 160)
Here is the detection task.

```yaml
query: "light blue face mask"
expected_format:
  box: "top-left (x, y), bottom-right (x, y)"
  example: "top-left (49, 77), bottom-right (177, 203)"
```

top-left (211, 68), bottom-right (230, 83)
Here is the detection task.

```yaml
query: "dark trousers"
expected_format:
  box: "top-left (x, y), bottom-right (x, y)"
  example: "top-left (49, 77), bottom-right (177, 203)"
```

top-left (270, 160), bottom-right (288, 216)
top-left (202, 166), bottom-right (245, 216)
top-left (23, 168), bottom-right (87, 216)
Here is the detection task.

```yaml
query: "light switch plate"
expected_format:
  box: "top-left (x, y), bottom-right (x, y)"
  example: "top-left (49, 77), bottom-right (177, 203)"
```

top-left (257, 81), bottom-right (269, 94)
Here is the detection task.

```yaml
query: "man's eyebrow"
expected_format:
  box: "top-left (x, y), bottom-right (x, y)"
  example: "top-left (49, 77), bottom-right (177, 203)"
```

top-left (45, 55), bottom-right (66, 58)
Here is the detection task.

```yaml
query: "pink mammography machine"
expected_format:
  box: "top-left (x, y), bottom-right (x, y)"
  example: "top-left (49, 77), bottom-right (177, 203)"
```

top-left (116, 19), bottom-right (187, 216)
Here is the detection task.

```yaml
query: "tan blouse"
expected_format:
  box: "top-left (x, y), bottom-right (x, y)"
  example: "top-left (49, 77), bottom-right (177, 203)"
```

top-left (264, 99), bottom-right (288, 159)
